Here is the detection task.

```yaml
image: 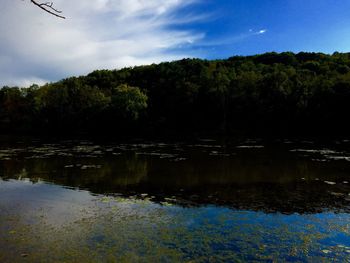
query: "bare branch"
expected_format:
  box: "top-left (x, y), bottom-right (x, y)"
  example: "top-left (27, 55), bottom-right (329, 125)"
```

top-left (30, 0), bottom-right (65, 19)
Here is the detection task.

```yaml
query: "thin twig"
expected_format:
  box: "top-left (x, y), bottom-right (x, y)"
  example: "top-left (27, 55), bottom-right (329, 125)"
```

top-left (30, 0), bottom-right (65, 19)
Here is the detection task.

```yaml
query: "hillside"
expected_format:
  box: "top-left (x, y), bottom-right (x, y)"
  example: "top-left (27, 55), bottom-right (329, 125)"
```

top-left (1, 52), bottom-right (350, 136)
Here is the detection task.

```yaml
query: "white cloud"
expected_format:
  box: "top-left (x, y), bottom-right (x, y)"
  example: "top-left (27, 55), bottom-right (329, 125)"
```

top-left (257, 29), bottom-right (267, 34)
top-left (0, 0), bottom-right (204, 86)
top-left (189, 28), bottom-right (268, 48)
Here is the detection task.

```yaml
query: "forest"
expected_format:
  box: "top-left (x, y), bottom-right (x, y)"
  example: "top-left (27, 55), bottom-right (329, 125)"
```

top-left (1, 52), bottom-right (350, 137)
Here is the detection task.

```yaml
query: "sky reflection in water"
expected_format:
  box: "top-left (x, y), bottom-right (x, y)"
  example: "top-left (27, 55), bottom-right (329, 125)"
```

top-left (1, 139), bottom-right (350, 261)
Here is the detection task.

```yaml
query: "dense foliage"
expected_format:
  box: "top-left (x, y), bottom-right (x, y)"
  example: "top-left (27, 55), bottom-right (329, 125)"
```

top-left (1, 52), bottom-right (350, 136)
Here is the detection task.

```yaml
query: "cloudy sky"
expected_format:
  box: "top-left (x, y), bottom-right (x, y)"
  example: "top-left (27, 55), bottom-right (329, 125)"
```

top-left (1, 0), bottom-right (350, 87)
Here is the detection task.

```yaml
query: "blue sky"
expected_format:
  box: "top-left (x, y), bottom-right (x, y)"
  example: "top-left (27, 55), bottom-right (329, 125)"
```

top-left (175, 0), bottom-right (350, 58)
top-left (1, 0), bottom-right (350, 86)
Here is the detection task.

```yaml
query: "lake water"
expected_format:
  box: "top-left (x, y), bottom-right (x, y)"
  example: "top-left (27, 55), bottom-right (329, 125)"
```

top-left (1, 137), bottom-right (350, 262)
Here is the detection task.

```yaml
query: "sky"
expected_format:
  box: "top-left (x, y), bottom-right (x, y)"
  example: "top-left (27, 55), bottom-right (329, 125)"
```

top-left (1, 0), bottom-right (350, 86)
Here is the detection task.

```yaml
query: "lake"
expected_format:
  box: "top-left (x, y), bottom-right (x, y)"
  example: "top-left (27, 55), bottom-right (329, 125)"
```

top-left (1, 137), bottom-right (350, 262)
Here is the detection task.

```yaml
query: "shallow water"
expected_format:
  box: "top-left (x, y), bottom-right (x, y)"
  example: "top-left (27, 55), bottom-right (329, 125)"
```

top-left (1, 137), bottom-right (350, 262)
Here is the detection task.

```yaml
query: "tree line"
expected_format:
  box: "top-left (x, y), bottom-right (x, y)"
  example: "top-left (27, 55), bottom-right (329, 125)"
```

top-left (1, 52), bottom-right (350, 136)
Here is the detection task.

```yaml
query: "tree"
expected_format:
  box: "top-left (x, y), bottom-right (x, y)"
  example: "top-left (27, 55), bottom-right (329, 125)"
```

top-left (3, 52), bottom-right (350, 136)
top-left (111, 84), bottom-right (148, 121)
top-left (30, 0), bottom-right (65, 19)
top-left (33, 79), bottom-right (110, 129)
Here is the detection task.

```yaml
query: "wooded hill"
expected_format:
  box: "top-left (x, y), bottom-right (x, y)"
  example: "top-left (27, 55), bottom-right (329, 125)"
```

top-left (1, 52), bottom-right (350, 136)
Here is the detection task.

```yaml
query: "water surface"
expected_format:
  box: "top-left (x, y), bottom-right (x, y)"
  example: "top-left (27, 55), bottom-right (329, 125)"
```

top-left (1, 138), bottom-right (350, 262)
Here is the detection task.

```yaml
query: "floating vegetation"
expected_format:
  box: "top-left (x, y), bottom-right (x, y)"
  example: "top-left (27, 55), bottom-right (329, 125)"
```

top-left (326, 156), bottom-right (350, 162)
top-left (1, 139), bottom-right (350, 261)
top-left (236, 145), bottom-right (265, 149)
top-left (172, 157), bottom-right (187, 162)
top-left (1, 179), bottom-right (350, 262)
top-left (290, 148), bottom-right (350, 163)
top-left (136, 152), bottom-right (179, 160)
top-left (209, 151), bottom-right (231, 157)
top-left (329, 192), bottom-right (345, 197)
top-left (81, 165), bottom-right (102, 170)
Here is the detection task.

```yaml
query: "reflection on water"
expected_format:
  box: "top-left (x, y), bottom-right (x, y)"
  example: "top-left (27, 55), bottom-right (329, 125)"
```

top-left (1, 138), bottom-right (350, 213)
top-left (1, 138), bottom-right (350, 261)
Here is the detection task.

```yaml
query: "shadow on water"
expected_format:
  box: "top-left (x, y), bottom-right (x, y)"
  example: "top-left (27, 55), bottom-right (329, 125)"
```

top-left (1, 138), bottom-right (350, 214)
